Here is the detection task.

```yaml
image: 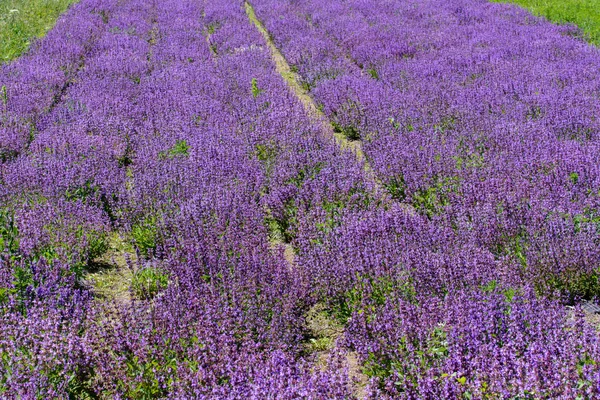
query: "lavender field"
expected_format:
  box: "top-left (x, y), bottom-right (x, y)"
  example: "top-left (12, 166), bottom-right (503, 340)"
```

top-left (1, 0), bottom-right (600, 398)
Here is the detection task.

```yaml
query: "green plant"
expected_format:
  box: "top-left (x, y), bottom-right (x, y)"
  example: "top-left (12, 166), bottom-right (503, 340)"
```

top-left (384, 175), bottom-right (407, 201)
top-left (367, 68), bottom-right (379, 80)
top-left (265, 198), bottom-right (298, 243)
top-left (526, 105), bottom-right (544, 120)
top-left (434, 115), bottom-right (457, 134)
top-left (1, 85), bottom-right (7, 107)
top-left (130, 267), bottom-right (169, 300)
top-left (65, 180), bottom-right (98, 202)
top-left (0, 207), bottom-right (19, 256)
top-left (332, 121), bottom-right (360, 141)
top-left (388, 117), bottom-right (401, 130)
top-left (286, 162), bottom-right (324, 188)
top-left (160, 140), bottom-right (190, 159)
top-left (332, 273), bottom-right (415, 324)
top-left (572, 208), bottom-right (600, 233)
top-left (540, 269), bottom-right (600, 303)
top-left (131, 218), bottom-right (158, 258)
top-left (411, 176), bottom-right (460, 218)
top-left (254, 141), bottom-right (278, 177)
top-left (84, 230), bottom-right (109, 261)
top-left (569, 171), bottom-right (579, 185)
top-left (98, 9), bottom-right (108, 24)
top-left (205, 21), bottom-right (220, 36)
top-left (363, 322), bottom-right (448, 389)
top-left (12, 265), bottom-right (33, 299)
top-left (251, 77), bottom-right (264, 98)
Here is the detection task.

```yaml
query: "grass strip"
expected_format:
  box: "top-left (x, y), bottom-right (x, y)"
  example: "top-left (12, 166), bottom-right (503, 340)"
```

top-left (0, 0), bottom-right (78, 62)
top-left (494, 0), bottom-right (600, 45)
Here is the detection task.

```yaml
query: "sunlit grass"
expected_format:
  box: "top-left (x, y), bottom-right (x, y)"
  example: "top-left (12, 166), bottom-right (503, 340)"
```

top-left (0, 0), bottom-right (78, 63)
top-left (494, 0), bottom-right (600, 46)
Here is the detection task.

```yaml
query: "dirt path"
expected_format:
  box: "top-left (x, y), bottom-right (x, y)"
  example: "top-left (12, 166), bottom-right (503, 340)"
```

top-left (84, 232), bottom-right (136, 306)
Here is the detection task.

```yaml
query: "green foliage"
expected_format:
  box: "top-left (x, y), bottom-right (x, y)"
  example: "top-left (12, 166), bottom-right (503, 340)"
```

top-left (364, 323), bottom-right (448, 388)
top-left (569, 171), bottom-right (579, 185)
top-left (251, 77), bottom-right (263, 98)
top-left (558, 123), bottom-right (593, 142)
top-left (12, 265), bottom-right (33, 300)
top-left (159, 140), bottom-right (190, 160)
top-left (411, 176), bottom-right (460, 218)
top-left (367, 68), bottom-right (379, 80)
top-left (434, 115), bottom-right (457, 134)
top-left (98, 9), bottom-right (108, 24)
top-left (526, 105), bottom-right (544, 121)
top-left (493, 231), bottom-right (529, 268)
top-left (1, 85), bottom-right (7, 107)
top-left (111, 346), bottom-right (178, 399)
top-left (453, 152), bottom-right (485, 170)
top-left (0, 0), bottom-right (78, 62)
top-left (332, 121), bottom-right (360, 141)
top-left (64, 180), bottom-right (118, 223)
top-left (333, 273), bottom-right (416, 324)
top-left (42, 219), bottom-right (108, 264)
top-left (131, 217), bottom-right (158, 258)
top-left (0, 207), bottom-right (19, 257)
top-left (314, 199), bottom-right (344, 237)
top-left (388, 117), bottom-right (402, 130)
top-left (299, 67), bottom-right (343, 92)
top-left (30, 223), bottom-right (109, 281)
top-left (254, 141), bottom-right (278, 178)
top-left (303, 304), bottom-right (343, 355)
top-left (65, 180), bottom-right (98, 202)
top-left (267, 162), bottom-right (330, 242)
top-left (265, 198), bottom-right (298, 243)
top-left (330, 99), bottom-right (365, 141)
top-left (0, 148), bottom-right (19, 163)
top-left (130, 267), bottom-right (169, 300)
top-left (286, 162), bottom-right (324, 188)
top-left (481, 280), bottom-right (519, 302)
top-left (170, 139), bottom-right (190, 157)
top-left (205, 21), bottom-right (220, 36)
top-left (384, 175), bottom-right (407, 201)
top-left (64, 367), bottom-right (97, 400)
top-left (540, 269), bottom-right (600, 303)
top-left (572, 208), bottom-right (600, 233)
top-left (83, 230), bottom-right (109, 261)
top-left (118, 141), bottom-right (133, 167)
top-left (453, 135), bottom-right (487, 171)
top-left (494, 0), bottom-right (600, 46)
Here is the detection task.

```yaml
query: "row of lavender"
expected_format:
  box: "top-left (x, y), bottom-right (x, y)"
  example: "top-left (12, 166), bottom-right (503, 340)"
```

top-left (0, 0), bottom-right (366, 396)
top-left (1, 0), bottom-right (160, 395)
top-left (0, 0), bottom-right (119, 162)
top-left (249, 0), bottom-right (600, 397)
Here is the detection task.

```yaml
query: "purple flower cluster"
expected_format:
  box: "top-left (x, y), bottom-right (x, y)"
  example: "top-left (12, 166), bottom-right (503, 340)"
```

top-left (1, 0), bottom-right (600, 397)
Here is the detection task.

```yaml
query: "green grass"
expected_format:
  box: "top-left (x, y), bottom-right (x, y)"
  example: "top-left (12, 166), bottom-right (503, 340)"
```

top-left (0, 0), bottom-right (78, 63)
top-left (494, 0), bottom-right (600, 46)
